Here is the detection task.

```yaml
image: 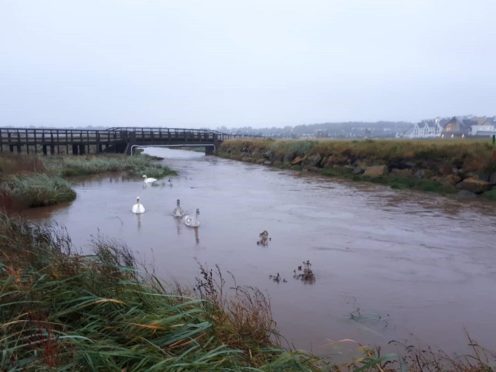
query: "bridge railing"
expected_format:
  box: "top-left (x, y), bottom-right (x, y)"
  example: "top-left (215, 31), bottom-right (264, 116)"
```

top-left (0, 128), bottom-right (125, 154)
top-left (106, 127), bottom-right (237, 141)
top-left (0, 126), bottom-right (240, 154)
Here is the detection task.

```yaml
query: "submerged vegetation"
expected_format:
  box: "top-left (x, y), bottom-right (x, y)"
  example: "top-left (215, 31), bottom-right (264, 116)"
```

top-left (218, 139), bottom-right (496, 199)
top-left (0, 153), bottom-right (175, 209)
top-left (0, 214), bottom-right (319, 370)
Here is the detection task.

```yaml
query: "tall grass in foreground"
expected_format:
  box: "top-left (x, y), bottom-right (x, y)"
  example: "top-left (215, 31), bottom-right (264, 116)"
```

top-left (0, 214), bottom-right (320, 371)
top-left (0, 213), bottom-right (495, 371)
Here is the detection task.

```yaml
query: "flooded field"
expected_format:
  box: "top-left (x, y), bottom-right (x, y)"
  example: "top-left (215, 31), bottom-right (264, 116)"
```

top-left (21, 148), bottom-right (496, 357)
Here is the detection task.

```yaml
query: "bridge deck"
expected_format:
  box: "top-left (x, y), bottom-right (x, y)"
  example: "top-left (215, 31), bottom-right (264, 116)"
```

top-left (0, 127), bottom-right (233, 155)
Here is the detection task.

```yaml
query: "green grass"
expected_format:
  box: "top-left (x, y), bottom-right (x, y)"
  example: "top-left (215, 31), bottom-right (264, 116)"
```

top-left (219, 138), bottom-right (494, 197)
top-left (0, 214), bottom-right (494, 371)
top-left (0, 174), bottom-right (76, 207)
top-left (483, 189), bottom-right (496, 201)
top-left (45, 154), bottom-right (176, 179)
top-left (0, 154), bottom-right (176, 209)
top-left (0, 214), bottom-right (321, 371)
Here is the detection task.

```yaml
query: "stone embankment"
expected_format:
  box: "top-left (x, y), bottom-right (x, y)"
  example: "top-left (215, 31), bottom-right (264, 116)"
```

top-left (218, 139), bottom-right (496, 200)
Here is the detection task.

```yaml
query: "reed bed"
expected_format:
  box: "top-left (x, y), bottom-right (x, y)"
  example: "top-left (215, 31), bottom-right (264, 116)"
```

top-left (46, 154), bottom-right (176, 179)
top-left (0, 154), bottom-right (175, 209)
top-left (0, 214), bottom-right (321, 371)
top-left (0, 174), bottom-right (76, 208)
top-left (0, 214), bottom-right (495, 371)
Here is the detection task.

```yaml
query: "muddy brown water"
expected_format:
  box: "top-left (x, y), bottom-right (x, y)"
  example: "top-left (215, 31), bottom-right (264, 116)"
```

top-left (21, 148), bottom-right (496, 358)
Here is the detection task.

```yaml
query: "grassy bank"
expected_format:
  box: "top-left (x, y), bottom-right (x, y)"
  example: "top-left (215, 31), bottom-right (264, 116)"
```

top-left (1, 214), bottom-right (495, 371)
top-left (45, 154), bottom-right (176, 179)
top-left (0, 154), bottom-right (175, 209)
top-left (0, 214), bottom-right (320, 370)
top-left (218, 139), bottom-right (496, 198)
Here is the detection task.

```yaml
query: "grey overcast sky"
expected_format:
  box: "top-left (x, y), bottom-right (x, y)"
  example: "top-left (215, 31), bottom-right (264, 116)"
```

top-left (0, 0), bottom-right (495, 128)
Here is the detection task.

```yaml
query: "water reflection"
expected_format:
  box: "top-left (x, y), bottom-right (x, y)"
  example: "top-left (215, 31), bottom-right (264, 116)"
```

top-left (174, 218), bottom-right (182, 235)
top-left (194, 227), bottom-right (200, 245)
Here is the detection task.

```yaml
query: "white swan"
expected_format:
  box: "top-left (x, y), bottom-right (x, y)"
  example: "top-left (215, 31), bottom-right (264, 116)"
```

top-left (143, 175), bottom-right (158, 184)
top-left (173, 199), bottom-right (184, 218)
top-left (183, 208), bottom-right (200, 228)
top-left (131, 196), bottom-right (146, 214)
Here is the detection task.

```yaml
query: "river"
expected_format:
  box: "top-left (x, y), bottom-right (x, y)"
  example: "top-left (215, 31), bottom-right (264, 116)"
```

top-left (21, 148), bottom-right (496, 358)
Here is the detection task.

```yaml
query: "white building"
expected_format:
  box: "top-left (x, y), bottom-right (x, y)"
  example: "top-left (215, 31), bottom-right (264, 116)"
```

top-left (406, 118), bottom-right (443, 138)
top-left (471, 124), bottom-right (496, 136)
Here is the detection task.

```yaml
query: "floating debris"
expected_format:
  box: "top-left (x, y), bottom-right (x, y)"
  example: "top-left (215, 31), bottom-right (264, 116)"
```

top-left (293, 260), bottom-right (315, 284)
top-left (257, 230), bottom-right (271, 246)
top-left (268, 272), bottom-right (286, 283)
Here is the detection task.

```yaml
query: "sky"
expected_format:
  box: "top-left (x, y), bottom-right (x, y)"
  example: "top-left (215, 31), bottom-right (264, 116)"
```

top-left (0, 0), bottom-right (495, 128)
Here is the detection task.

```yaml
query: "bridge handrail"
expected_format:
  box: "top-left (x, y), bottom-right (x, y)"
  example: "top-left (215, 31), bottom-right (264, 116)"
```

top-left (0, 127), bottom-right (252, 141)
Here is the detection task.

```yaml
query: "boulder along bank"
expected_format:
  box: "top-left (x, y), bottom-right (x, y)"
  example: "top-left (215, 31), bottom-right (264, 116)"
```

top-left (217, 139), bottom-right (496, 200)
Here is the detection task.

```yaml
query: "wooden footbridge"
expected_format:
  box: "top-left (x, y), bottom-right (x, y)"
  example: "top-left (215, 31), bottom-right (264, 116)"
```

top-left (0, 127), bottom-right (236, 155)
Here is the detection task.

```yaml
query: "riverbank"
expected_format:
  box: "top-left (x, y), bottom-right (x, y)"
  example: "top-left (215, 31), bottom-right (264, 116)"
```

top-left (217, 139), bottom-right (496, 200)
top-left (0, 213), bottom-right (320, 370)
top-left (1, 214), bottom-right (494, 371)
top-left (0, 154), bottom-right (175, 209)
top-left (2, 148), bottom-right (495, 370)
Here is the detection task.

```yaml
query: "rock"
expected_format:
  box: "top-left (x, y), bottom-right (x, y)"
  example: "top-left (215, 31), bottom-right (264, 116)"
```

top-left (325, 154), bottom-right (347, 167)
top-left (241, 156), bottom-right (252, 162)
top-left (443, 174), bottom-right (462, 186)
top-left (291, 156), bottom-right (305, 165)
top-left (438, 163), bottom-right (453, 176)
top-left (414, 169), bottom-right (425, 179)
top-left (456, 177), bottom-right (492, 194)
top-left (390, 168), bottom-right (412, 177)
top-left (263, 160), bottom-right (272, 166)
top-left (490, 172), bottom-right (496, 185)
top-left (303, 153), bottom-right (322, 167)
top-left (457, 190), bottom-right (477, 199)
top-left (256, 159), bottom-right (265, 164)
top-left (388, 160), bottom-right (416, 170)
top-left (477, 173), bottom-right (490, 182)
top-left (284, 152), bottom-right (298, 163)
top-left (262, 151), bottom-right (273, 160)
top-left (363, 165), bottom-right (387, 177)
top-left (352, 166), bottom-right (364, 175)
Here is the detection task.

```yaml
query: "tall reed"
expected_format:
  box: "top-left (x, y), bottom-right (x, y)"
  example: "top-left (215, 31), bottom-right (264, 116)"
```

top-left (0, 214), bottom-right (321, 371)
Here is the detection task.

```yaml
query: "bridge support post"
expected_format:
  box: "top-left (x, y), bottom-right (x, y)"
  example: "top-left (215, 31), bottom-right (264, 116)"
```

top-left (205, 146), bottom-right (214, 155)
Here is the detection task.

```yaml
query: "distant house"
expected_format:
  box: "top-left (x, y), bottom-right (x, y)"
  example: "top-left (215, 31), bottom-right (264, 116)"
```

top-left (441, 117), bottom-right (471, 138)
top-left (470, 117), bottom-right (496, 137)
top-left (405, 118), bottom-right (442, 138)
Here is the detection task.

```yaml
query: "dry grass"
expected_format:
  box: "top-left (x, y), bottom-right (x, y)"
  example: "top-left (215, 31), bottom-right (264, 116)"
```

top-left (0, 214), bottom-right (322, 371)
top-left (220, 138), bottom-right (495, 171)
top-left (0, 153), bottom-right (175, 210)
top-left (218, 139), bottom-right (496, 196)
